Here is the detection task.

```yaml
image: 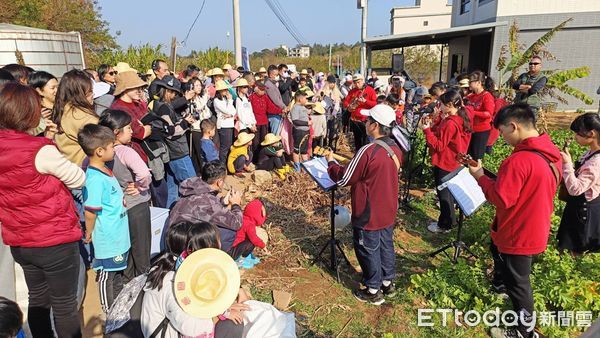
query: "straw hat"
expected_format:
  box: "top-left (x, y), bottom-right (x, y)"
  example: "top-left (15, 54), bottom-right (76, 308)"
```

top-left (261, 133), bottom-right (282, 146)
top-left (174, 248), bottom-right (240, 319)
top-left (304, 90), bottom-right (315, 99)
top-left (214, 80), bottom-right (230, 92)
top-left (222, 64), bottom-right (233, 70)
top-left (233, 78), bottom-right (249, 87)
top-left (114, 71), bottom-right (147, 96)
top-left (459, 79), bottom-right (470, 88)
top-left (206, 68), bottom-right (214, 77)
top-left (114, 62), bottom-right (137, 74)
top-left (300, 69), bottom-right (308, 76)
top-left (257, 67), bottom-right (267, 74)
top-left (312, 102), bottom-right (325, 114)
top-left (234, 132), bottom-right (255, 147)
top-left (211, 68), bottom-right (225, 77)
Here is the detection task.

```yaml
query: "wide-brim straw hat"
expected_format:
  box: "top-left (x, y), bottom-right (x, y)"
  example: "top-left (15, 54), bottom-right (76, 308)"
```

top-left (312, 102), bottom-right (325, 114)
top-left (257, 67), bottom-right (267, 74)
top-left (214, 80), bottom-right (231, 92)
top-left (459, 79), bottom-right (470, 88)
top-left (234, 131), bottom-right (255, 147)
top-left (174, 248), bottom-right (240, 319)
top-left (261, 133), bottom-right (281, 146)
top-left (222, 64), bottom-right (233, 70)
top-left (211, 68), bottom-right (225, 77)
top-left (234, 78), bottom-right (249, 87)
top-left (114, 71), bottom-right (147, 96)
top-left (300, 69), bottom-right (308, 76)
top-left (114, 62), bottom-right (138, 74)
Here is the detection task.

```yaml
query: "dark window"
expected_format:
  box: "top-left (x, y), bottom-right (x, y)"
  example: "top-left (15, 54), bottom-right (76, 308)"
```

top-left (460, 0), bottom-right (471, 14)
top-left (415, 0), bottom-right (421, 6)
top-left (423, 20), bottom-right (429, 26)
top-left (479, 0), bottom-right (493, 5)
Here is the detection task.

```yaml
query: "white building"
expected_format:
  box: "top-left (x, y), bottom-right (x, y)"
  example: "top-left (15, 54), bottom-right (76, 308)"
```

top-left (366, 0), bottom-right (600, 110)
top-left (390, 0), bottom-right (452, 35)
top-left (287, 45), bottom-right (310, 58)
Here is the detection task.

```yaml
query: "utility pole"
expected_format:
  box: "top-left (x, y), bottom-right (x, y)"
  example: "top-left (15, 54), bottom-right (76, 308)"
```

top-left (233, 0), bottom-right (242, 67)
top-left (170, 36), bottom-right (177, 71)
top-left (358, 0), bottom-right (368, 76)
top-left (328, 44), bottom-right (332, 72)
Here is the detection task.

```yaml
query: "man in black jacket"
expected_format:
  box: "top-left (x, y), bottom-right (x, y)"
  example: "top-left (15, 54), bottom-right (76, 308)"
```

top-left (277, 64), bottom-right (294, 106)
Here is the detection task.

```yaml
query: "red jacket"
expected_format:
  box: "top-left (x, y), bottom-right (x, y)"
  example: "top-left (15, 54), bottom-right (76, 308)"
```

top-left (233, 199), bottom-right (266, 248)
top-left (110, 98), bottom-right (150, 162)
top-left (424, 115), bottom-right (469, 172)
top-left (328, 137), bottom-right (403, 230)
top-left (466, 91), bottom-right (495, 132)
top-left (487, 98), bottom-right (508, 146)
top-left (343, 85), bottom-right (377, 122)
top-left (0, 130), bottom-right (81, 247)
top-left (477, 133), bottom-right (561, 255)
top-left (249, 93), bottom-right (282, 126)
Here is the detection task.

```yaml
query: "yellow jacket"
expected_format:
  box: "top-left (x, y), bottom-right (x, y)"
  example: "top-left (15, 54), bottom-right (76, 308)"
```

top-left (227, 144), bottom-right (249, 173)
top-left (55, 103), bottom-right (99, 166)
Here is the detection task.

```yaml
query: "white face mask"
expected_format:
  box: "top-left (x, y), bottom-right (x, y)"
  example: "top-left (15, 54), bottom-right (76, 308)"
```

top-left (281, 72), bottom-right (289, 79)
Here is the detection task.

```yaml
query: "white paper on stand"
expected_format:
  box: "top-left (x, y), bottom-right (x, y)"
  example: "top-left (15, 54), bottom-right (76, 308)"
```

top-left (439, 168), bottom-right (487, 216)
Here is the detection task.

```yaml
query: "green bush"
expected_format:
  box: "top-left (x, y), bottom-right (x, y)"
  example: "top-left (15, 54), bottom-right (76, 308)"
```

top-left (410, 129), bottom-right (599, 337)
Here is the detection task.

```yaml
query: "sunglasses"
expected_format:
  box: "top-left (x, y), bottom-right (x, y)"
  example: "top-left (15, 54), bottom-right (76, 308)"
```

top-left (529, 62), bottom-right (541, 66)
top-left (108, 71), bottom-right (118, 75)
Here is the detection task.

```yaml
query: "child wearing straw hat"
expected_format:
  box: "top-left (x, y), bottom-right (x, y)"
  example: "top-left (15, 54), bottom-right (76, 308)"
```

top-left (257, 133), bottom-right (289, 179)
top-left (234, 79), bottom-right (257, 134)
top-left (142, 221), bottom-right (249, 338)
top-left (311, 101), bottom-right (327, 149)
top-left (227, 132), bottom-right (256, 175)
top-left (214, 80), bottom-right (237, 164)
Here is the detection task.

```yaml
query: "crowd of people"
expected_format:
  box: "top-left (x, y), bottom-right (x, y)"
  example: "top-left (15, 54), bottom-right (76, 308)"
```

top-left (0, 52), bottom-right (598, 338)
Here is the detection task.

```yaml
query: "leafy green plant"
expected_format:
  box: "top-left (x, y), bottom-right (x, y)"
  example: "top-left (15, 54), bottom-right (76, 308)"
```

top-left (410, 129), bottom-right (598, 337)
top-left (495, 19), bottom-right (593, 106)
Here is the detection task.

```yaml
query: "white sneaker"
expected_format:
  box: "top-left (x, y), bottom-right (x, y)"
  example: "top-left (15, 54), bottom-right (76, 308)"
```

top-left (427, 222), bottom-right (451, 234)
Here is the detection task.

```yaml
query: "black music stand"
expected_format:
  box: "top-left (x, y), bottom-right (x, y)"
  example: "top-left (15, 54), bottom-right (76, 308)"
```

top-left (429, 167), bottom-right (486, 263)
top-left (301, 157), bottom-right (352, 281)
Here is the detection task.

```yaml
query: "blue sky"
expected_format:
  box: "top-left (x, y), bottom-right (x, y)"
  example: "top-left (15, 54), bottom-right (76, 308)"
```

top-left (98, 0), bottom-right (415, 54)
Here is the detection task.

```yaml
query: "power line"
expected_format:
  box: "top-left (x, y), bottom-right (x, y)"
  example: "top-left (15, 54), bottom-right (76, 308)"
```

top-left (271, 0), bottom-right (307, 44)
top-left (181, 0), bottom-right (208, 46)
top-left (264, 0), bottom-right (304, 45)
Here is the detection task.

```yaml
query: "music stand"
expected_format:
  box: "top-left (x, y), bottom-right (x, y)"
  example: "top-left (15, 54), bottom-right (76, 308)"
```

top-left (301, 157), bottom-right (352, 281)
top-left (429, 167), bottom-right (486, 263)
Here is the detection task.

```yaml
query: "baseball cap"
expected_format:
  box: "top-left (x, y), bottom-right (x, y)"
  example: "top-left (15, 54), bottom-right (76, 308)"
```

top-left (361, 104), bottom-right (396, 127)
top-left (344, 74), bottom-right (353, 83)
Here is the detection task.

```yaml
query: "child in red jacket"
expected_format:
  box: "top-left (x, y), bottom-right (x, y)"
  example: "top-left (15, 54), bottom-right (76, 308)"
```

top-left (230, 199), bottom-right (268, 267)
top-left (421, 90), bottom-right (471, 233)
top-left (468, 103), bottom-right (561, 338)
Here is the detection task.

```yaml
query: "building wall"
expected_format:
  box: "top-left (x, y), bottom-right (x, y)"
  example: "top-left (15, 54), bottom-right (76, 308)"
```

top-left (390, 0), bottom-right (452, 34)
top-left (490, 11), bottom-right (600, 111)
top-left (451, 0), bottom-right (498, 27)
top-left (446, 36), bottom-right (470, 79)
top-left (497, 0), bottom-right (600, 18)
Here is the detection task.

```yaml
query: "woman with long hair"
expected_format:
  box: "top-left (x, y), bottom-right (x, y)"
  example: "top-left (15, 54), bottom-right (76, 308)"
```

top-left (29, 71), bottom-right (59, 137)
top-left (421, 90), bottom-right (472, 233)
top-left (558, 113), bottom-right (600, 254)
top-left (53, 69), bottom-right (98, 166)
top-left (0, 83), bottom-right (85, 338)
top-left (155, 75), bottom-right (196, 208)
top-left (466, 71), bottom-right (495, 160)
